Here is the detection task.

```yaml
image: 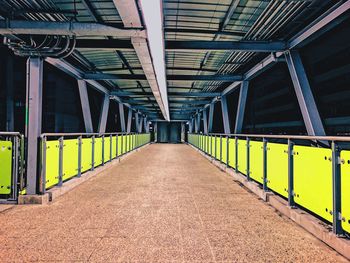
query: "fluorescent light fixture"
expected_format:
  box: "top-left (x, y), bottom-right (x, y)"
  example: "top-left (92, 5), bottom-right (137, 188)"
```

top-left (139, 0), bottom-right (170, 121)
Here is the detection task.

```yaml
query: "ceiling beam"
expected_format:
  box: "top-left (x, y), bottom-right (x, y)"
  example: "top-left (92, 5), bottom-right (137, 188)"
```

top-left (75, 39), bottom-right (286, 52)
top-left (0, 19), bottom-right (145, 38)
top-left (84, 73), bottom-right (243, 82)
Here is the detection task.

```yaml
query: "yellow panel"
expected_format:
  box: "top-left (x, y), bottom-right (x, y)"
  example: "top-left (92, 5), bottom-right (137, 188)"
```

top-left (104, 136), bottom-right (111, 161)
top-left (45, 140), bottom-right (59, 189)
top-left (94, 137), bottom-right (103, 167)
top-left (62, 139), bottom-right (78, 181)
top-left (222, 137), bottom-right (227, 164)
top-left (112, 136), bottom-right (117, 159)
top-left (266, 142), bottom-right (288, 198)
top-left (249, 141), bottom-right (263, 184)
top-left (0, 140), bottom-right (12, 194)
top-left (81, 138), bottom-right (92, 172)
top-left (215, 137), bottom-right (221, 159)
top-left (211, 136), bottom-right (215, 157)
top-left (237, 139), bottom-right (247, 175)
top-left (228, 138), bottom-right (236, 169)
top-left (340, 150), bottom-right (350, 233)
top-left (117, 135), bottom-right (122, 156)
top-left (294, 146), bottom-right (333, 222)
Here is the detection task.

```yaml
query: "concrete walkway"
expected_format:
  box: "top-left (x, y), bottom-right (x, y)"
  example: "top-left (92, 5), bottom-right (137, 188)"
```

top-left (0, 144), bottom-right (348, 262)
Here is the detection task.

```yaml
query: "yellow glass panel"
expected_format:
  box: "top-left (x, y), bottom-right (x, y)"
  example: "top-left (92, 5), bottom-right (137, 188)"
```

top-left (294, 146), bottom-right (332, 222)
top-left (94, 137), bottom-right (103, 167)
top-left (45, 140), bottom-right (59, 189)
top-left (0, 140), bottom-right (12, 194)
top-left (249, 140), bottom-right (263, 183)
top-left (237, 139), bottom-right (247, 175)
top-left (215, 137), bottom-right (220, 159)
top-left (222, 137), bottom-right (227, 164)
top-left (266, 142), bottom-right (288, 198)
top-left (104, 136), bottom-right (111, 161)
top-left (81, 138), bottom-right (92, 172)
top-left (112, 136), bottom-right (117, 159)
top-left (62, 139), bottom-right (78, 181)
top-left (340, 150), bottom-right (350, 233)
top-left (228, 138), bottom-right (236, 169)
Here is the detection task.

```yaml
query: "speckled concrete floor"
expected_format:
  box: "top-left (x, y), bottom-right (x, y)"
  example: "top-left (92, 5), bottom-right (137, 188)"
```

top-left (0, 144), bottom-right (348, 262)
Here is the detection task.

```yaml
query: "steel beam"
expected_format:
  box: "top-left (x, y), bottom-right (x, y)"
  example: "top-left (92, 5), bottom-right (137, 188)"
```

top-left (25, 57), bottom-right (43, 195)
top-left (98, 94), bottom-right (110, 134)
top-left (111, 91), bottom-right (220, 97)
top-left (135, 112), bottom-right (140, 133)
top-left (119, 103), bottom-right (126, 132)
top-left (285, 50), bottom-right (326, 136)
top-left (189, 119), bottom-right (194, 133)
top-left (138, 116), bottom-right (143, 133)
top-left (234, 81), bottom-right (249, 134)
top-left (221, 95), bottom-right (231, 134)
top-left (203, 108), bottom-right (208, 134)
top-left (165, 40), bottom-right (286, 52)
top-left (126, 107), bottom-right (133, 133)
top-left (77, 80), bottom-right (93, 133)
top-left (6, 55), bottom-right (14, 131)
top-left (0, 20), bottom-right (145, 38)
top-left (208, 103), bottom-right (214, 133)
top-left (84, 73), bottom-right (243, 82)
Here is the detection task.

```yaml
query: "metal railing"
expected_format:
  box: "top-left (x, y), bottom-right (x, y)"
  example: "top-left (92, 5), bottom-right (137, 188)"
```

top-left (0, 132), bottom-right (24, 203)
top-left (40, 132), bottom-right (151, 194)
top-left (188, 132), bottom-right (350, 237)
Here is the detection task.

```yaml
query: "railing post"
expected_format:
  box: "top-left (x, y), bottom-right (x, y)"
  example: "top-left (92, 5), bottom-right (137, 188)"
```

top-left (226, 136), bottom-right (229, 168)
top-left (12, 136), bottom-right (19, 200)
top-left (263, 138), bottom-right (268, 191)
top-left (58, 136), bottom-right (64, 187)
top-left (246, 137), bottom-right (250, 180)
top-left (214, 135), bottom-right (217, 159)
top-left (235, 136), bottom-right (238, 171)
top-left (220, 135), bottom-right (223, 162)
top-left (288, 139), bottom-right (295, 207)
top-left (91, 135), bottom-right (95, 171)
top-left (332, 141), bottom-right (344, 236)
top-left (102, 135), bottom-right (105, 165)
top-left (77, 136), bottom-right (82, 178)
top-left (110, 134), bottom-right (112, 161)
top-left (116, 134), bottom-right (119, 157)
top-left (40, 136), bottom-right (47, 194)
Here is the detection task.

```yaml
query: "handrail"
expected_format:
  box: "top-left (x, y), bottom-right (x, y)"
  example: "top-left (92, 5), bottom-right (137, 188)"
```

top-left (0, 132), bottom-right (22, 136)
top-left (40, 132), bottom-right (149, 137)
top-left (190, 132), bottom-right (350, 142)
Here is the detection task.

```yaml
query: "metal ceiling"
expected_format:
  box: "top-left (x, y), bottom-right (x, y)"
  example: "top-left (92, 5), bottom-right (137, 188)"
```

top-left (0, 0), bottom-right (336, 120)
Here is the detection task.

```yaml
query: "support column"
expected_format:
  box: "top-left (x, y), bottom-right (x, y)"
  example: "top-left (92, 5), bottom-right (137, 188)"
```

top-left (234, 81), bottom-right (249, 134)
top-left (77, 80), bottom-right (93, 133)
top-left (221, 95), bottom-right (231, 134)
top-left (126, 108), bottom-right (132, 133)
top-left (285, 50), bottom-right (326, 136)
top-left (98, 94), bottom-right (110, 133)
top-left (203, 108), bottom-right (208, 134)
top-left (208, 103), bottom-right (214, 133)
top-left (25, 57), bottom-right (43, 195)
top-left (135, 112), bottom-right (140, 133)
top-left (189, 119), bottom-right (193, 133)
top-left (6, 55), bottom-right (14, 132)
top-left (143, 117), bottom-right (147, 132)
top-left (119, 103), bottom-right (126, 132)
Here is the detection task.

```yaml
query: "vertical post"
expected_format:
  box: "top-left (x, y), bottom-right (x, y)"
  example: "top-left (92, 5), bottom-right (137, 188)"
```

top-left (116, 134), bottom-right (119, 157)
top-left (91, 135), bottom-right (95, 171)
top-left (226, 136), bottom-right (229, 167)
top-left (119, 103), bottom-right (126, 132)
top-left (221, 95), bottom-right (231, 134)
top-left (77, 80), bottom-right (93, 133)
top-left (135, 112), bottom-right (140, 133)
top-left (127, 108), bottom-right (132, 134)
top-left (102, 135), bottom-right (105, 165)
top-left (58, 136), bottom-right (64, 187)
top-left (98, 94), bottom-right (110, 134)
top-left (77, 136), bottom-right (82, 177)
top-left (6, 55), bottom-right (14, 132)
top-left (110, 134), bottom-right (112, 161)
top-left (285, 50), bottom-right (326, 136)
top-left (208, 103), bottom-right (214, 133)
top-left (263, 138), bottom-right (268, 191)
top-left (40, 136), bottom-right (47, 194)
top-left (235, 137), bottom-right (238, 171)
top-left (246, 137), bottom-right (250, 180)
top-left (25, 57), bottom-right (43, 195)
top-left (220, 135), bottom-right (223, 162)
top-left (332, 141), bottom-right (343, 235)
top-left (288, 139), bottom-right (295, 207)
top-left (234, 81), bottom-right (249, 134)
top-left (203, 108), bottom-right (208, 134)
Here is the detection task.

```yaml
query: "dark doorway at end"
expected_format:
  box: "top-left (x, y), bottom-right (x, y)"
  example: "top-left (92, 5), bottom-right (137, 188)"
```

top-left (154, 121), bottom-right (187, 143)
